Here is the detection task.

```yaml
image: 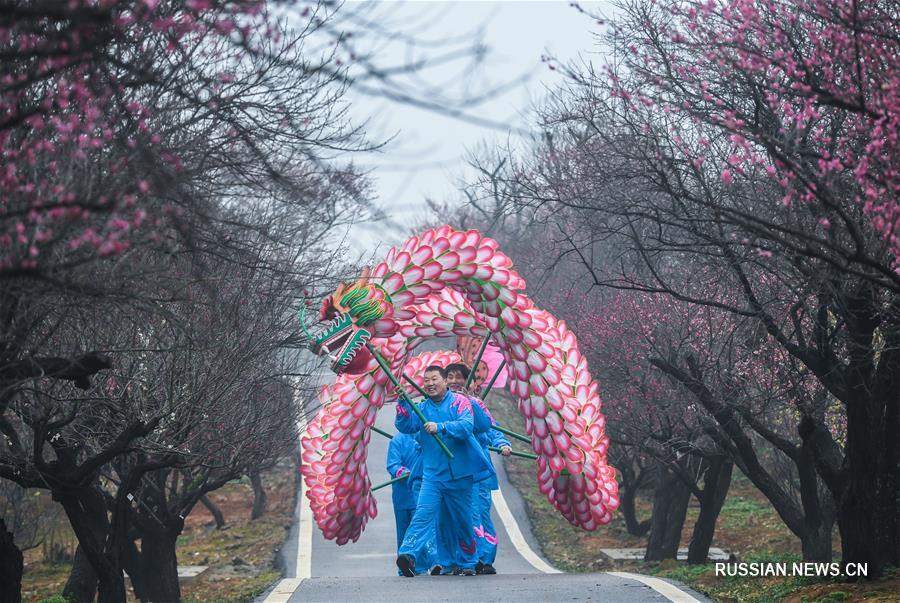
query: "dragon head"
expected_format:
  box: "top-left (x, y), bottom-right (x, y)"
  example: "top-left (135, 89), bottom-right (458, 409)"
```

top-left (310, 268), bottom-right (393, 375)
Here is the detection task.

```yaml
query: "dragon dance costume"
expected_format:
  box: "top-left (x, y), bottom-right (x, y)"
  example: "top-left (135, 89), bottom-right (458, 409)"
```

top-left (299, 226), bottom-right (619, 550)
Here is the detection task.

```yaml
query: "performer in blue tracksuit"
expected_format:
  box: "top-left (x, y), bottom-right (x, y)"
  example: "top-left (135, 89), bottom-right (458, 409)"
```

top-left (446, 363), bottom-right (511, 575)
top-left (394, 365), bottom-right (493, 577)
top-left (386, 432), bottom-right (431, 574)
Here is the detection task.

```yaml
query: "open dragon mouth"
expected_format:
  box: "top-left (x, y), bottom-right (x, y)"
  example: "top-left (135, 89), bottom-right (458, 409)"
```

top-left (313, 312), bottom-right (373, 375)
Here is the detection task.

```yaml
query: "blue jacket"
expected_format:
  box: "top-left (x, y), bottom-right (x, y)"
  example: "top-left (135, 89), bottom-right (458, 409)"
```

top-left (477, 425), bottom-right (511, 451)
top-left (476, 424), bottom-right (511, 490)
top-left (469, 396), bottom-right (494, 435)
top-left (467, 396), bottom-right (510, 490)
top-left (395, 390), bottom-right (494, 484)
top-left (386, 432), bottom-right (423, 511)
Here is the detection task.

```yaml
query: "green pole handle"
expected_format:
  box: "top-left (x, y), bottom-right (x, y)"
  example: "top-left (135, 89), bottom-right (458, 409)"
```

top-left (493, 424), bottom-right (531, 445)
top-left (366, 344), bottom-right (454, 459)
top-left (371, 425), bottom-right (394, 440)
top-left (372, 472), bottom-right (409, 491)
top-left (486, 445), bottom-right (570, 474)
top-left (402, 373), bottom-right (429, 399)
top-left (479, 359), bottom-right (506, 401)
top-left (488, 445), bottom-right (538, 460)
top-left (465, 334), bottom-right (492, 390)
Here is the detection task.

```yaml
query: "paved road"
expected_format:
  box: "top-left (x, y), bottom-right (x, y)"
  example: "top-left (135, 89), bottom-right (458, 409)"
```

top-left (265, 389), bottom-right (713, 603)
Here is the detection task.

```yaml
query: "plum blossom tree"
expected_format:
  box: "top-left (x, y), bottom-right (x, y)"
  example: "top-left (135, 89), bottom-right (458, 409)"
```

top-left (1, 220), bottom-right (316, 602)
top-left (0, 4), bottom-right (368, 598)
top-left (466, 0), bottom-right (896, 576)
top-left (570, 0), bottom-right (898, 285)
top-left (103, 264), bottom-right (301, 603)
top-left (0, 0), bottom-right (372, 282)
top-left (571, 290), bottom-right (733, 563)
top-left (590, 286), bottom-right (838, 562)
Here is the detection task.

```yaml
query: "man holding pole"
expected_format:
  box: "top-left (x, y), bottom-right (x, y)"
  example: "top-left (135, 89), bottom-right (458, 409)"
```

top-left (446, 362), bottom-right (511, 575)
top-left (394, 365), bottom-right (493, 577)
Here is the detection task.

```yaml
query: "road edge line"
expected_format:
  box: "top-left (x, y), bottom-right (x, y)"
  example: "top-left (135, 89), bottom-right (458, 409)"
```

top-left (607, 571), bottom-right (703, 602)
top-left (263, 418), bottom-right (313, 603)
top-left (261, 578), bottom-right (302, 603)
top-left (295, 475), bottom-right (313, 580)
top-left (491, 488), bottom-right (562, 574)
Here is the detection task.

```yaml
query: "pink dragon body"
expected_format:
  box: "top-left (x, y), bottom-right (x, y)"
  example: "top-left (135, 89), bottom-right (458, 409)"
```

top-left (300, 226), bottom-right (618, 544)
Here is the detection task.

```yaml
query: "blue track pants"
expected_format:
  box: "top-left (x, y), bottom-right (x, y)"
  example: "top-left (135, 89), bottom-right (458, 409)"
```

top-left (400, 476), bottom-right (476, 571)
top-left (473, 482), bottom-right (498, 564)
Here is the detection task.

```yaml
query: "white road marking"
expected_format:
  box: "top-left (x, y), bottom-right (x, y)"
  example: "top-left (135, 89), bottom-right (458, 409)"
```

top-left (263, 408), bottom-right (314, 603)
top-left (262, 578), bottom-right (301, 603)
top-left (607, 571), bottom-right (703, 602)
top-left (491, 474), bottom-right (702, 601)
top-left (295, 477), bottom-right (313, 580)
top-left (491, 489), bottom-right (562, 574)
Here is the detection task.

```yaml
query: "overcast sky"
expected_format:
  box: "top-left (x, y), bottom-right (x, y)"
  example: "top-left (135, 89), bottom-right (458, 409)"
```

top-left (333, 1), bottom-right (611, 258)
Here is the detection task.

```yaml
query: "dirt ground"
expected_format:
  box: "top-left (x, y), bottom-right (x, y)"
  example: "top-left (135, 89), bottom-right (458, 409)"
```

top-left (176, 460), bottom-right (296, 603)
top-left (20, 459), bottom-right (297, 603)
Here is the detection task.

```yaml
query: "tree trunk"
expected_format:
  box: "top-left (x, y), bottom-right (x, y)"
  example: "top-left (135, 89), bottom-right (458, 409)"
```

top-left (870, 363), bottom-right (899, 573)
top-left (621, 484), bottom-right (651, 537)
top-left (652, 355), bottom-right (839, 564)
top-left (645, 465), bottom-right (691, 561)
top-left (837, 395), bottom-right (886, 577)
top-left (800, 518), bottom-right (833, 562)
top-left (55, 487), bottom-right (126, 603)
top-left (137, 528), bottom-right (181, 603)
top-left (0, 517), bottom-right (23, 603)
top-left (120, 536), bottom-right (148, 600)
top-left (830, 289), bottom-right (899, 578)
top-left (874, 393), bottom-right (900, 572)
top-left (618, 462), bottom-right (650, 537)
top-left (200, 495), bottom-right (226, 529)
top-left (687, 458), bottom-right (732, 564)
top-left (96, 569), bottom-right (127, 603)
top-left (250, 470), bottom-right (267, 520)
top-left (63, 545), bottom-right (98, 603)
top-left (793, 430), bottom-right (835, 563)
